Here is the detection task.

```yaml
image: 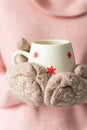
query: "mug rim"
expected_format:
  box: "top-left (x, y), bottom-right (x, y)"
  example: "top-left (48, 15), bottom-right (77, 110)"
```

top-left (33, 39), bottom-right (71, 46)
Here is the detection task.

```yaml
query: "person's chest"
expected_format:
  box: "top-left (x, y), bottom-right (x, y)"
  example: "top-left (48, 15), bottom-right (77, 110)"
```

top-left (0, 0), bottom-right (87, 67)
top-left (0, 104), bottom-right (87, 130)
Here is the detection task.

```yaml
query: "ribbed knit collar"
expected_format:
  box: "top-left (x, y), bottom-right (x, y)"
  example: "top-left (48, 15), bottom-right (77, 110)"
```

top-left (31, 0), bottom-right (87, 17)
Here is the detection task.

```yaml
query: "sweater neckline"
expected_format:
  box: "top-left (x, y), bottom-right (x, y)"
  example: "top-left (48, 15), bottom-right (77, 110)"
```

top-left (31, 0), bottom-right (87, 17)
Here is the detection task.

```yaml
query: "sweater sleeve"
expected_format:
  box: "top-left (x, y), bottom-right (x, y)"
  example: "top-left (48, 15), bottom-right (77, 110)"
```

top-left (0, 53), bottom-right (23, 108)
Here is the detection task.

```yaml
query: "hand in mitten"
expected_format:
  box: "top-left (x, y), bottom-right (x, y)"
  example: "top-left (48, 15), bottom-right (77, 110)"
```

top-left (44, 64), bottom-right (87, 107)
top-left (7, 62), bottom-right (49, 106)
top-left (6, 38), bottom-right (49, 106)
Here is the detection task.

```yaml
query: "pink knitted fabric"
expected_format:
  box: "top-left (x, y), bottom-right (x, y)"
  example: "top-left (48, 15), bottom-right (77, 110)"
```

top-left (0, 0), bottom-right (87, 130)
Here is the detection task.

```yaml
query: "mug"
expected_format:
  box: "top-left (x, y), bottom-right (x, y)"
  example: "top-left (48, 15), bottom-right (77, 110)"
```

top-left (12, 39), bottom-right (75, 74)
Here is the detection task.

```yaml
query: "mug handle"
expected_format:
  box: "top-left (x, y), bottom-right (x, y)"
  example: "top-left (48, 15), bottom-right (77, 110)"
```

top-left (11, 50), bottom-right (29, 65)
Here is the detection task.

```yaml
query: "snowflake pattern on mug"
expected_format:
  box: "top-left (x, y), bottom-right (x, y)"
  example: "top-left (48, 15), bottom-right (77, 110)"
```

top-left (47, 66), bottom-right (56, 75)
top-left (34, 51), bottom-right (39, 58)
top-left (67, 51), bottom-right (72, 58)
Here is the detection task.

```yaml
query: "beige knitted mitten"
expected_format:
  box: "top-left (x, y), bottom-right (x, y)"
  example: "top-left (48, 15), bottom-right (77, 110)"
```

top-left (44, 66), bottom-right (87, 107)
top-left (7, 62), bottom-right (49, 106)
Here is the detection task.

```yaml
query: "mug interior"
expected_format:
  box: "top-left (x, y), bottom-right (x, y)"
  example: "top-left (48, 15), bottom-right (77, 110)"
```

top-left (34, 39), bottom-right (70, 45)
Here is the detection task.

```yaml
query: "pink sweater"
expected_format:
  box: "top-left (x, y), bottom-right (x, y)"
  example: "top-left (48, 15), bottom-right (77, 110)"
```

top-left (0, 0), bottom-right (87, 130)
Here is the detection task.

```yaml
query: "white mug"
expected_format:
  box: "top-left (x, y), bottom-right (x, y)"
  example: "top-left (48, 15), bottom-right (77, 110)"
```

top-left (12, 39), bottom-right (75, 75)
